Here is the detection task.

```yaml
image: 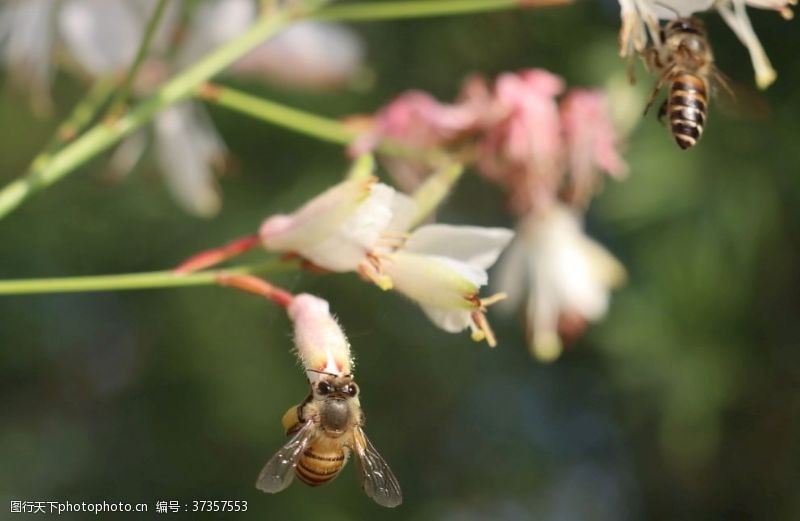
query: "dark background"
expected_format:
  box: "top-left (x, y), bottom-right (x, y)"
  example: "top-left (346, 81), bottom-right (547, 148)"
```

top-left (1, 1), bottom-right (799, 519)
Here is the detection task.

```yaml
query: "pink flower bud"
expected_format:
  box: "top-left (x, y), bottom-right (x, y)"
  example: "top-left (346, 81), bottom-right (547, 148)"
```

top-left (288, 294), bottom-right (352, 379)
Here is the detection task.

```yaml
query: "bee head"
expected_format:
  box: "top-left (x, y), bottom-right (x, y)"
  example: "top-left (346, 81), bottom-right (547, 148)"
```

top-left (314, 378), bottom-right (359, 399)
top-left (314, 379), bottom-right (358, 435)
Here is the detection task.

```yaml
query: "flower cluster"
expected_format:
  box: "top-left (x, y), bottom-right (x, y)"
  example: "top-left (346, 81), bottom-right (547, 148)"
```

top-left (260, 175), bottom-right (514, 346)
top-left (616, 0), bottom-right (795, 89)
top-left (0, 0), bottom-right (364, 216)
top-left (353, 70), bottom-right (626, 212)
top-left (352, 70), bottom-right (628, 360)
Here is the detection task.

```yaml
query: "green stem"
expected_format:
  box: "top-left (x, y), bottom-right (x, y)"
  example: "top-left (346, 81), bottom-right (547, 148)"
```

top-left (0, 6), bottom-right (302, 221)
top-left (317, 0), bottom-right (524, 22)
top-left (410, 162), bottom-right (465, 226)
top-left (29, 76), bottom-right (118, 173)
top-left (199, 83), bottom-right (355, 145)
top-left (0, 0), bottom-right (552, 221)
top-left (199, 83), bottom-right (449, 164)
top-left (0, 259), bottom-right (298, 296)
top-left (106, 0), bottom-right (170, 118)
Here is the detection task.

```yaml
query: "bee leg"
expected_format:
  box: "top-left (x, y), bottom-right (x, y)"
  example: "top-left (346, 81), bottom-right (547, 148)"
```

top-left (174, 235), bottom-right (260, 274)
top-left (643, 64), bottom-right (674, 116)
top-left (643, 86), bottom-right (660, 116)
top-left (640, 47), bottom-right (662, 75)
top-left (657, 100), bottom-right (668, 125)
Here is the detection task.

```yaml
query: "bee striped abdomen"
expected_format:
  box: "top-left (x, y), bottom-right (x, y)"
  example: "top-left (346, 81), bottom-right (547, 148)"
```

top-left (295, 448), bottom-right (346, 487)
top-left (668, 73), bottom-right (709, 150)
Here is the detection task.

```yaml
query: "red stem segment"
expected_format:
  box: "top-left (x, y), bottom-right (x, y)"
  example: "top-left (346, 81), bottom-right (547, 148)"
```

top-left (175, 235), bottom-right (261, 274)
top-left (216, 273), bottom-right (295, 309)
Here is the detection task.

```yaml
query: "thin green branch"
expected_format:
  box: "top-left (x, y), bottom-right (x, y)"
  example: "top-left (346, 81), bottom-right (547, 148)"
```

top-left (198, 83), bottom-right (450, 165)
top-left (0, 6), bottom-right (303, 221)
top-left (0, 259), bottom-right (298, 296)
top-left (316, 0), bottom-right (548, 22)
top-left (199, 83), bottom-right (356, 145)
top-left (410, 162), bottom-right (465, 227)
top-left (106, 0), bottom-right (170, 118)
top-left (28, 76), bottom-right (118, 173)
top-left (0, 0), bottom-right (562, 221)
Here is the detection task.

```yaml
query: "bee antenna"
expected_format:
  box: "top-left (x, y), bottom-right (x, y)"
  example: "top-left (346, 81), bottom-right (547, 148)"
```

top-left (306, 369), bottom-right (342, 377)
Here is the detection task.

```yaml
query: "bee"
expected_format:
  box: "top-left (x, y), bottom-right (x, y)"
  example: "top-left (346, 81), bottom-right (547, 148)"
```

top-left (644, 16), bottom-right (732, 150)
top-left (256, 371), bottom-right (402, 508)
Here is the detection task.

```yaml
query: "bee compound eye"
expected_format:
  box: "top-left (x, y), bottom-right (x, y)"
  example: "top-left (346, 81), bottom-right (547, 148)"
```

top-left (317, 381), bottom-right (333, 395)
top-left (343, 383), bottom-right (359, 397)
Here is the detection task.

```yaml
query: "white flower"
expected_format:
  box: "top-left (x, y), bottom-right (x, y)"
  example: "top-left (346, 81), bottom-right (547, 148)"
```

top-left (288, 293), bottom-right (353, 380)
top-left (152, 103), bottom-right (226, 217)
top-left (380, 224), bottom-right (514, 347)
top-left (231, 21), bottom-right (365, 90)
top-left (617, 0), bottom-right (664, 59)
top-left (58, 0), bottom-right (147, 76)
top-left (259, 177), bottom-right (399, 273)
top-left (0, 0), bottom-right (59, 112)
top-left (714, 0), bottom-right (795, 89)
top-left (495, 204), bottom-right (626, 361)
top-left (175, 0), bottom-right (256, 70)
top-left (257, 174), bottom-right (515, 345)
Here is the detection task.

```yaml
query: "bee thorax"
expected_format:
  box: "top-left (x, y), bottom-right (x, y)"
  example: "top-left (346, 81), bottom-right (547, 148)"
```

top-left (320, 399), bottom-right (352, 435)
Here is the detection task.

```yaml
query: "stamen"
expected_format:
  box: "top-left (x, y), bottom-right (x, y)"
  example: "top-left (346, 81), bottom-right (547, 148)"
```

top-left (471, 311), bottom-right (498, 348)
top-left (480, 292), bottom-right (508, 308)
top-left (358, 258), bottom-right (393, 290)
top-left (469, 321), bottom-right (486, 343)
top-left (376, 232), bottom-right (410, 249)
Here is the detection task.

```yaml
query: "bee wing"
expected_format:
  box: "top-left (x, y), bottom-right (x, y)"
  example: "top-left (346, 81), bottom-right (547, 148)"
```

top-left (255, 421), bottom-right (315, 493)
top-left (711, 66), bottom-right (771, 121)
top-left (352, 426), bottom-right (402, 508)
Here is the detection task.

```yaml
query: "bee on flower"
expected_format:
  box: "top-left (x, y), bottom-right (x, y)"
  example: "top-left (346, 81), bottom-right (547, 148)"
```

top-left (258, 292), bottom-right (402, 507)
top-left (214, 278), bottom-right (401, 506)
top-left (616, 0), bottom-right (795, 89)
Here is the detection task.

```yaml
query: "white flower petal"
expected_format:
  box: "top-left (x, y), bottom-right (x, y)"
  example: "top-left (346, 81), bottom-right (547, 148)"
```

top-left (492, 234), bottom-right (528, 313)
top-left (404, 224), bottom-right (514, 270)
top-left (0, 0), bottom-right (57, 100)
top-left (420, 306), bottom-right (473, 333)
top-left (232, 21), bottom-right (365, 90)
top-left (108, 131), bottom-right (148, 179)
top-left (260, 178), bottom-right (377, 254)
top-left (384, 251), bottom-right (484, 309)
top-left (717, 0), bottom-right (778, 89)
top-left (300, 183), bottom-right (396, 271)
top-left (651, 0), bottom-right (714, 18)
top-left (177, 0), bottom-right (256, 69)
top-left (60, 0), bottom-right (144, 75)
top-left (527, 244), bottom-right (564, 361)
top-left (153, 103), bottom-right (224, 217)
top-left (386, 191), bottom-right (417, 233)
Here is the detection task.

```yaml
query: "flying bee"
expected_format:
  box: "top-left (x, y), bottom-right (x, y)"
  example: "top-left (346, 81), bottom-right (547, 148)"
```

top-left (643, 16), bottom-right (733, 150)
top-left (256, 371), bottom-right (402, 508)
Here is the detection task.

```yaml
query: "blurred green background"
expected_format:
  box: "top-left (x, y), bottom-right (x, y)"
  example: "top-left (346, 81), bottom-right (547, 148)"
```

top-left (1, 1), bottom-right (799, 519)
